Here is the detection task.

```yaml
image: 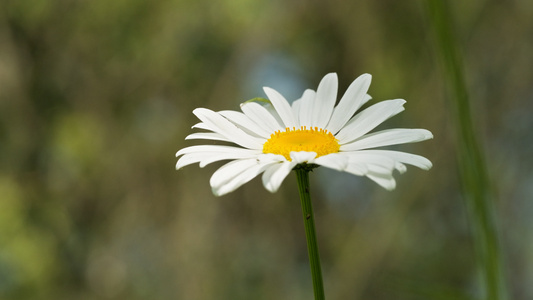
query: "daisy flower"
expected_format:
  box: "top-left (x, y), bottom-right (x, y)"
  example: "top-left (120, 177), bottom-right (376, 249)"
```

top-left (176, 73), bottom-right (433, 196)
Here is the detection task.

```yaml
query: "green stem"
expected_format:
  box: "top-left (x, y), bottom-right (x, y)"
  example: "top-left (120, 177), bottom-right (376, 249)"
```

top-left (295, 167), bottom-right (325, 300)
top-left (425, 1), bottom-right (507, 299)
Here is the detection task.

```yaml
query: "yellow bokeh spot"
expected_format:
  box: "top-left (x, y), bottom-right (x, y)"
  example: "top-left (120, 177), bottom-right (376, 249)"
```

top-left (263, 126), bottom-right (340, 160)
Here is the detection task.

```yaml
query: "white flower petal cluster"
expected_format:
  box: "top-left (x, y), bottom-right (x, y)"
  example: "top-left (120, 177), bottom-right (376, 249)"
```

top-left (176, 73), bottom-right (433, 196)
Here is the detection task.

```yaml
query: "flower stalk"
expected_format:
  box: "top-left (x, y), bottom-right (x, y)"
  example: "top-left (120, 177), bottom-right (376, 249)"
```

top-left (295, 166), bottom-right (325, 300)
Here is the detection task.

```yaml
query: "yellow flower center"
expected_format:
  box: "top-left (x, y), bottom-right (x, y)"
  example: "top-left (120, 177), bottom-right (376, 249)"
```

top-left (263, 126), bottom-right (340, 160)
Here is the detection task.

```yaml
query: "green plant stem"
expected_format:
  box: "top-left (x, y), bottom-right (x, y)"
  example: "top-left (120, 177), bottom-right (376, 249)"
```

top-left (295, 167), bottom-right (325, 300)
top-left (425, 1), bottom-right (506, 299)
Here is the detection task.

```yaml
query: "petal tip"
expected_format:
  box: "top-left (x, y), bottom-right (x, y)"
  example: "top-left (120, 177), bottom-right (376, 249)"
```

top-left (263, 86), bottom-right (274, 93)
top-left (264, 183), bottom-right (278, 193)
top-left (323, 72), bottom-right (339, 82)
top-left (359, 73), bottom-right (372, 82)
top-left (211, 188), bottom-right (222, 197)
top-left (192, 107), bottom-right (207, 115)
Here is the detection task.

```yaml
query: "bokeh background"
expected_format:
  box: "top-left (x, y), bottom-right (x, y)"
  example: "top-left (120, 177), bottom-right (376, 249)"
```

top-left (1, 0), bottom-right (532, 299)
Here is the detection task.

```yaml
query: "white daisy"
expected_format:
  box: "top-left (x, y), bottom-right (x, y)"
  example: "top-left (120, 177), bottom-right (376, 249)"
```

top-left (176, 73), bottom-right (433, 196)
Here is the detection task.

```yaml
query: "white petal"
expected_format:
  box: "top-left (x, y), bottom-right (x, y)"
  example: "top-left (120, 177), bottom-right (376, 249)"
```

top-left (219, 110), bottom-right (271, 138)
top-left (342, 149), bottom-right (431, 176)
top-left (313, 153), bottom-right (349, 171)
top-left (290, 151), bottom-right (317, 164)
top-left (257, 153), bottom-right (287, 164)
top-left (176, 146), bottom-right (261, 169)
top-left (192, 122), bottom-right (211, 130)
top-left (263, 87), bottom-right (298, 128)
top-left (326, 74), bottom-right (372, 134)
top-left (262, 161), bottom-right (297, 193)
top-left (340, 129), bottom-right (433, 151)
top-left (366, 172), bottom-right (396, 190)
top-left (240, 102), bottom-right (283, 133)
top-left (335, 99), bottom-right (406, 144)
top-left (176, 145), bottom-right (258, 157)
top-left (264, 103), bottom-right (286, 130)
top-left (214, 165), bottom-right (270, 196)
top-left (176, 152), bottom-right (259, 169)
top-left (185, 132), bottom-right (230, 142)
top-left (199, 153), bottom-right (261, 168)
top-left (298, 89), bottom-right (317, 128)
top-left (344, 163), bottom-right (368, 176)
top-left (357, 150), bottom-right (433, 170)
top-left (395, 162), bottom-right (407, 174)
top-left (291, 99), bottom-right (301, 125)
top-left (209, 159), bottom-right (258, 189)
top-left (193, 108), bottom-right (264, 149)
top-left (176, 152), bottom-right (212, 169)
top-left (344, 152), bottom-right (397, 176)
top-left (210, 159), bottom-right (273, 196)
top-left (367, 162), bottom-right (395, 176)
top-left (312, 73), bottom-right (338, 128)
top-left (344, 152), bottom-right (396, 167)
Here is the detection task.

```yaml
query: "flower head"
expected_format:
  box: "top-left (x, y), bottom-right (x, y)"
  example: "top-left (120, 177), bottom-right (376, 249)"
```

top-left (176, 73), bottom-right (433, 196)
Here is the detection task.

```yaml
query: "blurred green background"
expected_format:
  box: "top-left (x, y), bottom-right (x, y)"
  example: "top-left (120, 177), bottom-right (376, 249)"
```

top-left (0, 0), bottom-right (532, 299)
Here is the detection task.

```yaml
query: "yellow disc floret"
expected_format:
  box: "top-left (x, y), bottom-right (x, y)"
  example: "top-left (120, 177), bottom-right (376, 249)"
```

top-left (263, 126), bottom-right (340, 160)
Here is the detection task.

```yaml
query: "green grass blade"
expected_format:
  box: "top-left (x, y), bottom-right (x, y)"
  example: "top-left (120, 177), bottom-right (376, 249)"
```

top-left (424, 1), bottom-right (507, 299)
